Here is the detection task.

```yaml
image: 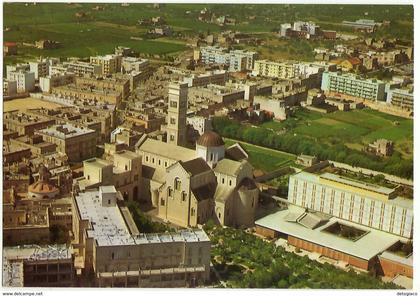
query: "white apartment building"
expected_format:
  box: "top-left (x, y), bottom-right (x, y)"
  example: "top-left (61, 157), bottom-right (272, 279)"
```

top-left (8, 71), bottom-right (35, 93)
top-left (90, 54), bottom-right (122, 75)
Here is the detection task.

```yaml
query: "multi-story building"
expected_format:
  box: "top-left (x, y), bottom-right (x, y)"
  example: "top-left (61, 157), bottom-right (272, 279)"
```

top-left (199, 46), bottom-right (257, 71)
top-left (3, 79), bottom-right (17, 96)
top-left (64, 61), bottom-right (102, 77)
top-left (389, 88), bottom-right (413, 111)
top-left (3, 110), bottom-right (56, 136)
top-left (182, 70), bottom-right (228, 87)
top-left (72, 186), bottom-right (211, 287)
top-left (90, 54), bottom-right (122, 75)
top-left (321, 71), bottom-right (387, 101)
top-left (29, 58), bottom-right (59, 80)
top-left (8, 70), bottom-right (35, 93)
top-left (51, 85), bottom-right (122, 106)
top-left (36, 124), bottom-right (97, 163)
top-left (6, 63), bottom-right (30, 80)
top-left (3, 245), bottom-right (75, 287)
top-left (74, 75), bottom-right (131, 99)
top-left (39, 73), bottom-right (75, 93)
top-left (121, 57), bottom-right (150, 73)
top-left (78, 150), bottom-right (142, 201)
top-left (252, 60), bottom-right (297, 79)
top-left (287, 171), bottom-right (413, 238)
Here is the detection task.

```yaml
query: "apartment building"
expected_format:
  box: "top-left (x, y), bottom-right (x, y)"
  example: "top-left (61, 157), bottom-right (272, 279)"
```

top-left (39, 73), bottom-right (75, 93)
top-left (3, 80), bottom-right (17, 96)
top-left (199, 46), bottom-right (257, 72)
top-left (36, 124), bottom-right (97, 163)
top-left (90, 54), bottom-right (122, 75)
top-left (74, 75), bottom-right (131, 99)
top-left (321, 71), bottom-right (386, 101)
top-left (29, 58), bottom-right (59, 80)
top-left (252, 60), bottom-right (297, 79)
top-left (182, 70), bottom-right (228, 87)
top-left (8, 71), bottom-right (35, 93)
top-left (72, 186), bottom-right (211, 287)
top-left (64, 61), bottom-right (102, 77)
top-left (389, 88), bottom-right (413, 111)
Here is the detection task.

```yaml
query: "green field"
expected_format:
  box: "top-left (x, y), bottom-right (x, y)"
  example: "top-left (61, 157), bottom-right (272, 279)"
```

top-left (4, 3), bottom-right (413, 64)
top-left (260, 108), bottom-right (413, 159)
top-left (224, 138), bottom-right (295, 173)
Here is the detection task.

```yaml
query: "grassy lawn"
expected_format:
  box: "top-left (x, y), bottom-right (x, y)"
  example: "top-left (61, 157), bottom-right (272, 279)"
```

top-left (224, 138), bottom-right (295, 173)
top-left (259, 108), bottom-right (413, 159)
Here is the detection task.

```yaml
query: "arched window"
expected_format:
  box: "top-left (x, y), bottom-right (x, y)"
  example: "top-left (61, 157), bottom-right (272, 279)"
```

top-left (174, 178), bottom-right (181, 190)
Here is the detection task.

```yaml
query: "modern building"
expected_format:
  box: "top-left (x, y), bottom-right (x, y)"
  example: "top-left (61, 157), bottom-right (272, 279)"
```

top-left (321, 71), bottom-right (387, 101)
top-left (72, 186), bottom-right (211, 287)
top-left (64, 61), bottom-right (102, 77)
top-left (90, 54), bottom-right (122, 75)
top-left (39, 73), bottom-right (75, 93)
top-left (36, 124), bottom-right (97, 163)
top-left (182, 70), bottom-right (228, 87)
top-left (199, 46), bottom-right (257, 72)
top-left (389, 88), bottom-right (413, 111)
top-left (3, 79), bottom-right (17, 97)
top-left (252, 60), bottom-right (297, 79)
top-left (8, 70), bottom-right (35, 93)
top-left (287, 171), bottom-right (413, 238)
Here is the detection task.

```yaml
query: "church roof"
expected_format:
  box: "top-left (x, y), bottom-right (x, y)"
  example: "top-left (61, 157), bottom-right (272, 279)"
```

top-left (179, 158), bottom-right (212, 176)
top-left (196, 131), bottom-right (224, 147)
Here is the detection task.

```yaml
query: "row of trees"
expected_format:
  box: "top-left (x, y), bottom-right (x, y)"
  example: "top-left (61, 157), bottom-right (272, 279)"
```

top-left (205, 224), bottom-right (399, 289)
top-left (213, 117), bottom-right (413, 179)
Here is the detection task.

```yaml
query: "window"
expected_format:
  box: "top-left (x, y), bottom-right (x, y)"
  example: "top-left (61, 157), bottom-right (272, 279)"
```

top-left (222, 178), bottom-right (225, 184)
top-left (161, 198), bottom-right (165, 206)
top-left (182, 192), bottom-right (187, 202)
top-left (165, 161), bottom-right (168, 167)
top-left (158, 160), bottom-right (161, 165)
top-left (87, 175), bottom-right (90, 180)
top-left (210, 153), bottom-right (213, 161)
top-left (170, 135), bottom-right (175, 141)
top-left (229, 180), bottom-right (232, 186)
top-left (191, 208), bottom-right (195, 216)
top-left (168, 187), bottom-right (173, 197)
top-left (111, 252), bottom-right (114, 259)
top-left (125, 165), bottom-right (128, 171)
top-left (108, 199), bottom-right (111, 205)
top-left (170, 100), bottom-right (178, 108)
top-left (174, 178), bottom-right (181, 190)
top-left (170, 117), bottom-right (176, 124)
top-left (152, 158), bottom-right (155, 164)
top-left (146, 156), bottom-right (149, 162)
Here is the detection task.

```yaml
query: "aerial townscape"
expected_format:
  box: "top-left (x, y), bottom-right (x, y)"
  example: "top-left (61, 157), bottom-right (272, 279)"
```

top-left (2, 2), bottom-right (414, 291)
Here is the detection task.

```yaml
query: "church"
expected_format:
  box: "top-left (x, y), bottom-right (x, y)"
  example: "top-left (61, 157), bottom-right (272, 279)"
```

top-left (135, 82), bottom-right (259, 228)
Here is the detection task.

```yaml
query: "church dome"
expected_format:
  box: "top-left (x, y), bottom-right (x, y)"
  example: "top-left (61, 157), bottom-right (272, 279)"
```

top-left (28, 181), bottom-right (59, 195)
top-left (196, 131), bottom-right (224, 147)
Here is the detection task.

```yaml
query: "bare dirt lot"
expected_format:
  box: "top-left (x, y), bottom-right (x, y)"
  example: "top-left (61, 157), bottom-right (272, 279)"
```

top-left (3, 97), bottom-right (65, 112)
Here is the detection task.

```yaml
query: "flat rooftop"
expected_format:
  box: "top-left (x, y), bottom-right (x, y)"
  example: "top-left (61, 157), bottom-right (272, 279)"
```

top-left (37, 123), bottom-right (96, 139)
top-left (319, 172), bottom-right (396, 196)
top-left (3, 244), bottom-right (72, 261)
top-left (75, 188), bottom-right (209, 247)
top-left (256, 205), bottom-right (401, 261)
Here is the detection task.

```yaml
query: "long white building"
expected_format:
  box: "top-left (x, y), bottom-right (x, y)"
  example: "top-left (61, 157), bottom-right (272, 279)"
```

top-left (288, 172), bottom-right (413, 238)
